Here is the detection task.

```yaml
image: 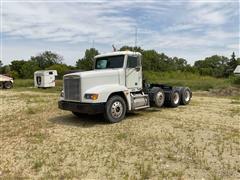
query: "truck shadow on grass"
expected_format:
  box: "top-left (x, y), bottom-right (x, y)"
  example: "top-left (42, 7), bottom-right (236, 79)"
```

top-left (49, 114), bottom-right (107, 128)
top-left (49, 112), bottom-right (143, 127)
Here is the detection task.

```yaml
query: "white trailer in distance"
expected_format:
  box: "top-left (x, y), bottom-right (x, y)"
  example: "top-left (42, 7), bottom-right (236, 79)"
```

top-left (59, 51), bottom-right (192, 123)
top-left (34, 70), bottom-right (58, 88)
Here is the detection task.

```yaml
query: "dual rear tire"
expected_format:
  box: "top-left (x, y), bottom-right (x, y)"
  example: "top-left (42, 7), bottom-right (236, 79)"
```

top-left (151, 87), bottom-right (192, 108)
top-left (150, 87), bottom-right (165, 108)
top-left (150, 87), bottom-right (180, 108)
top-left (164, 89), bottom-right (181, 108)
top-left (179, 87), bottom-right (192, 105)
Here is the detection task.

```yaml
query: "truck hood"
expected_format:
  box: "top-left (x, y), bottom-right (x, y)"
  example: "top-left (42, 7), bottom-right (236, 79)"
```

top-left (64, 69), bottom-right (125, 102)
top-left (79, 69), bottom-right (120, 79)
top-left (65, 69), bottom-right (122, 80)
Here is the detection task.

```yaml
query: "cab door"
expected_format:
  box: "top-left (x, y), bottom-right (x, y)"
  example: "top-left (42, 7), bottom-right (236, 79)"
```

top-left (126, 55), bottom-right (142, 91)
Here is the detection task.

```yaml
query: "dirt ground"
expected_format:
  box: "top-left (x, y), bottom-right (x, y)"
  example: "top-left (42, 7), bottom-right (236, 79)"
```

top-left (0, 90), bottom-right (239, 179)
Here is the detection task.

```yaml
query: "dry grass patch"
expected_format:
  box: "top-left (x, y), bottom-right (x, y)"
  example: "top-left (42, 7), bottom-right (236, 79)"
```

top-left (0, 90), bottom-right (239, 179)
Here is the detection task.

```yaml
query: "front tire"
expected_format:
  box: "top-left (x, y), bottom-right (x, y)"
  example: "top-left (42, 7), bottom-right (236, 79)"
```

top-left (104, 95), bottom-right (126, 123)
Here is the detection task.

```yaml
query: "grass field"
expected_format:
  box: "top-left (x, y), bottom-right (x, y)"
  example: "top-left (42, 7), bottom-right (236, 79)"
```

top-left (1, 73), bottom-right (240, 179)
top-left (13, 79), bottom-right (63, 93)
top-left (0, 88), bottom-right (240, 179)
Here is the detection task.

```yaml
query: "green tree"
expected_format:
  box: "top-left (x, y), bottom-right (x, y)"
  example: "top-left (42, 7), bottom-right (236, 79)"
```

top-left (228, 52), bottom-right (238, 72)
top-left (184, 64), bottom-right (198, 74)
top-left (158, 53), bottom-right (175, 72)
top-left (120, 46), bottom-right (144, 54)
top-left (172, 57), bottom-right (188, 71)
top-left (10, 60), bottom-right (27, 77)
top-left (0, 65), bottom-right (11, 75)
top-left (194, 55), bottom-right (229, 77)
top-left (0, 61), bottom-right (19, 78)
top-left (19, 61), bottom-right (40, 79)
top-left (76, 48), bottom-right (99, 70)
top-left (9, 70), bottom-right (19, 79)
top-left (119, 46), bottom-right (191, 72)
top-left (31, 51), bottom-right (63, 69)
top-left (142, 50), bottom-right (159, 71)
top-left (237, 58), bottom-right (240, 65)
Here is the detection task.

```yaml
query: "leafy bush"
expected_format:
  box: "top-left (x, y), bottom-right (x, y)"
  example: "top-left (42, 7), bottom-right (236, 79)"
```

top-left (229, 76), bottom-right (240, 85)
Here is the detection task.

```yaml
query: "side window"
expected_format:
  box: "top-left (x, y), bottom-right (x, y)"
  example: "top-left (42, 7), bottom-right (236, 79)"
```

top-left (127, 56), bottom-right (138, 68)
top-left (49, 72), bottom-right (53, 75)
top-left (96, 59), bottom-right (107, 69)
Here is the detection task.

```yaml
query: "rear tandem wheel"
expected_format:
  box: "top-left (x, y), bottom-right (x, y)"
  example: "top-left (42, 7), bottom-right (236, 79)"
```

top-left (164, 89), bottom-right (181, 108)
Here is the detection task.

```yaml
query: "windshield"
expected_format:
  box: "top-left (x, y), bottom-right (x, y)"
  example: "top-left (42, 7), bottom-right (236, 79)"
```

top-left (95, 55), bottom-right (124, 69)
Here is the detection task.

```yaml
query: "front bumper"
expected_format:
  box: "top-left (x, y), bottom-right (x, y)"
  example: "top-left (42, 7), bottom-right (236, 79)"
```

top-left (58, 101), bottom-right (105, 115)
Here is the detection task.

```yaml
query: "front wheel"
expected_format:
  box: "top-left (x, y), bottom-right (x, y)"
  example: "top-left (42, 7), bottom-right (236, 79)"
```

top-left (104, 95), bottom-right (126, 123)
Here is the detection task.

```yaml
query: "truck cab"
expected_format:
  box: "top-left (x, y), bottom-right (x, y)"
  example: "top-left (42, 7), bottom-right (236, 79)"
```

top-left (59, 51), bottom-right (192, 123)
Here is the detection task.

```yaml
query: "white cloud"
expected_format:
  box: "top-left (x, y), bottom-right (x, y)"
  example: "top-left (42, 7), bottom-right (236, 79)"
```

top-left (2, 2), bottom-right (137, 43)
top-left (187, 0), bottom-right (237, 25)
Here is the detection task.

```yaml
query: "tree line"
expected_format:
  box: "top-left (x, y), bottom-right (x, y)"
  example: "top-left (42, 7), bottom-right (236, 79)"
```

top-left (0, 51), bottom-right (74, 79)
top-left (0, 46), bottom-right (239, 79)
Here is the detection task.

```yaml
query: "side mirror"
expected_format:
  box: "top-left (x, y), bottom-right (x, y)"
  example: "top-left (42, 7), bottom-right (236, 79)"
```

top-left (135, 66), bottom-right (141, 71)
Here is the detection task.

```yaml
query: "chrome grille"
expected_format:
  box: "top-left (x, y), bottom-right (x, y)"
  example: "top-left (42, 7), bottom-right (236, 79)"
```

top-left (64, 76), bottom-right (80, 101)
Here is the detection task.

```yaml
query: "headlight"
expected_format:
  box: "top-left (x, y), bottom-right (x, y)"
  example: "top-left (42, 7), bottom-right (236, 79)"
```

top-left (60, 90), bottom-right (64, 97)
top-left (84, 94), bottom-right (98, 100)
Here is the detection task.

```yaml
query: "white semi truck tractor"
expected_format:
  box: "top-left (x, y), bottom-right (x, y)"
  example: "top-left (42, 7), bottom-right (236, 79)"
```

top-left (58, 51), bottom-right (192, 123)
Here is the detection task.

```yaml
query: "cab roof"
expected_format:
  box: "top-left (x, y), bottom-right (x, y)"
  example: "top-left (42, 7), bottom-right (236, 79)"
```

top-left (94, 51), bottom-right (141, 59)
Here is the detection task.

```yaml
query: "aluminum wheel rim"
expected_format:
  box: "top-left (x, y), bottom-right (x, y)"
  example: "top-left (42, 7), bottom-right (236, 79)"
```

top-left (185, 90), bottom-right (190, 102)
top-left (156, 91), bottom-right (164, 105)
top-left (173, 92), bottom-right (180, 104)
top-left (111, 101), bottom-right (123, 118)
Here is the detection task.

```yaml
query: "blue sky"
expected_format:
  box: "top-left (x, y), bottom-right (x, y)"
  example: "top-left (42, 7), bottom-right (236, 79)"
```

top-left (1, 0), bottom-right (239, 65)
